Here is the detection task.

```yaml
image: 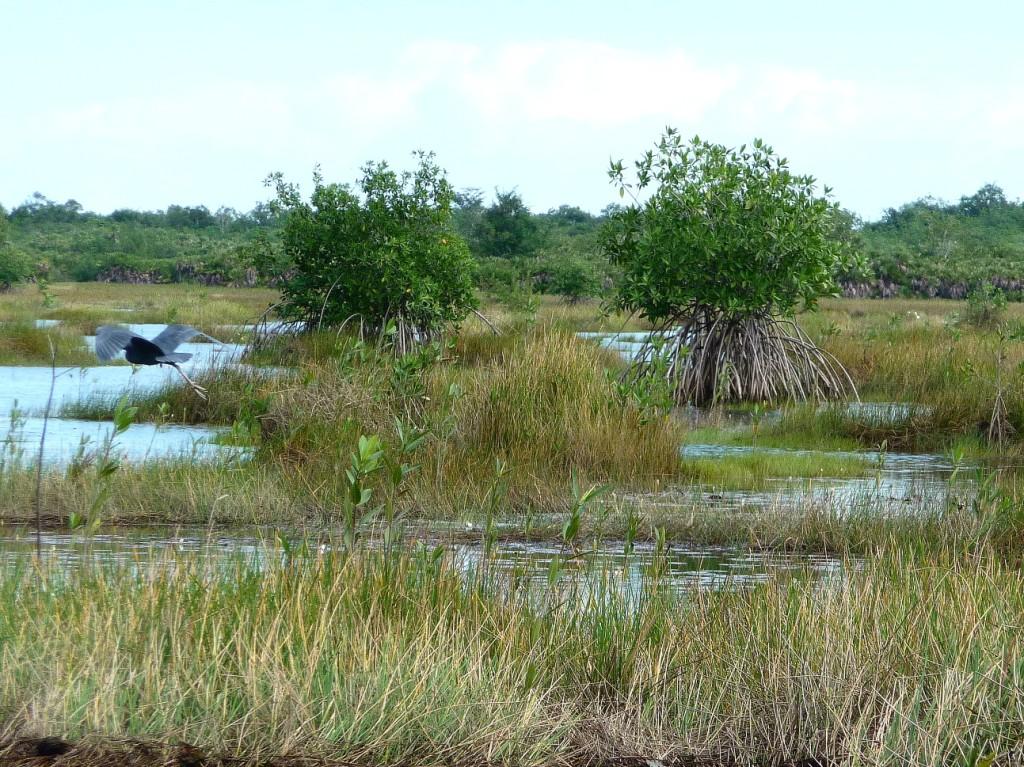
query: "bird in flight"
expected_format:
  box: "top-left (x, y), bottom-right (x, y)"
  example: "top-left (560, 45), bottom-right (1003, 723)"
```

top-left (95, 324), bottom-right (219, 399)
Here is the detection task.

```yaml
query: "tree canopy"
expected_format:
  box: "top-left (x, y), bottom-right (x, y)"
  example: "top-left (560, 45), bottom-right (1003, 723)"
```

top-left (269, 152), bottom-right (477, 345)
top-left (857, 184), bottom-right (1024, 297)
top-left (0, 206), bottom-right (31, 289)
top-left (474, 190), bottom-right (540, 259)
top-left (8, 170), bottom-right (1024, 303)
top-left (603, 130), bottom-right (857, 324)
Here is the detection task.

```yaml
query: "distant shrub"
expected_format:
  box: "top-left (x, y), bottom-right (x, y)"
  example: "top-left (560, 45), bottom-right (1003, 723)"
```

top-left (0, 254), bottom-right (31, 290)
top-left (538, 254), bottom-right (602, 303)
top-left (474, 256), bottom-right (522, 294)
top-left (0, 209), bottom-right (30, 289)
top-left (962, 283), bottom-right (1007, 328)
top-left (234, 230), bottom-right (289, 285)
top-left (474, 189), bottom-right (540, 259)
top-left (603, 130), bottom-right (858, 404)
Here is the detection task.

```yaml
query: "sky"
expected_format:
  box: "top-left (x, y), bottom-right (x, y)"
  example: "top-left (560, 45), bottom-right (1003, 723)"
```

top-left (2, 0), bottom-right (1022, 221)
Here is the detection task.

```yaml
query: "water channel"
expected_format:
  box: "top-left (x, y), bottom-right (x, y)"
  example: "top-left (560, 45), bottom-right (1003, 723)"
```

top-left (0, 525), bottom-right (844, 593)
top-left (0, 323), bottom-right (968, 592)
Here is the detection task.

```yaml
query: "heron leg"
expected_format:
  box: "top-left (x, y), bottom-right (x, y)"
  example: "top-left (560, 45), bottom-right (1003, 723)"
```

top-left (169, 363), bottom-right (208, 400)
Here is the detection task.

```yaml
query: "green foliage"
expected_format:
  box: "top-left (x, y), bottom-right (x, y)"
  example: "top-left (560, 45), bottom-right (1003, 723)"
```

top-left (542, 254), bottom-right (602, 303)
top-left (474, 189), bottom-right (540, 259)
top-left (67, 395), bottom-right (137, 533)
top-left (0, 206), bottom-right (31, 289)
top-left (608, 338), bottom-right (673, 423)
top-left (530, 206), bottom-right (611, 302)
top-left (603, 130), bottom-right (857, 322)
top-left (337, 422), bottom-right (427, 549)
top-left (269, 153), bottom-right (477, 338)
top-left (9, 173), bottom-right (1024, 302)
top-left (601, 131), bottom-right (858, 405)
top-left (958, 183), bottom-right (1008, 217)
top-left (5, 193), bottom-right (278, 284)
top-left (467, 197), bottom-right (611, 303)
top-left (474, 256), bottom-right (523, 294)
top-left (962, 283), bottom-right (1008, 328)
top-left (233, 229), bottom-right (288, 282)
top-left (560, 473), bottom-right (609, 553)
top-left (859, 186), bottom-right (1024, 297)
top-left (451, 187), bottom-right (485, 250)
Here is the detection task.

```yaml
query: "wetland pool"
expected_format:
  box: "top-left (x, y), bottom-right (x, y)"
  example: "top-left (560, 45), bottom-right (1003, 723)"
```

top-left (0, 328), bottom-right (246, 466)
top-left (0, 525), bottom-right (844, 594)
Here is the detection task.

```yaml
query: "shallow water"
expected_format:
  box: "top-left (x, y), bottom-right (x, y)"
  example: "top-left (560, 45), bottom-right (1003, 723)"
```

top-left (681, 442), bottom-right (955, 474)
top-left (0, 324), bottom-right (246, 466)
top-left (631, 442), bottom-right (970, 515)
top-left (0, 525), bottom-right (843, 593)
top-left (578, 331), bottom-right (968, 513)
top-left (0, 344), bottom-right (241, 416)
top-left (577, 330), bottom-right (659, 360)
top-left (841, 400), bottom-right (933, 426)
top-left (218, 320), bottom-right (304, 335)
top-left (33, 318), bottom-right (300, 336)
top-left (455, 538), bottom-right (843, 593)
top-left (1, 417), bottom-right (235, 465)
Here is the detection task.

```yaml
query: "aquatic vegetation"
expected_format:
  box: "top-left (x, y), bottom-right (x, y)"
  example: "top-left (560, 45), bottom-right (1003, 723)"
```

top-left (604, 132), bottom-right (858, 405)
top-left (0, 282), bottom-right (277, 330)
top-left (2, 285), bottom-right (1024, 766)
top-left (1, 547), bottom-right (1022, 766)
top-left (681, 447), bottom-right (871, 489)
top-left (0, 321), bottom-right (96, 366)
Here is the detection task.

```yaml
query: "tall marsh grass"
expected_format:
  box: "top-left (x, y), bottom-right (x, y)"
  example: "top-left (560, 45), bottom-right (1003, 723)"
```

top-left (7, 325), bottom-right (686, 522)
top-left (1, 547), bottom-right (1021, 766)
top-left (776, 300), bottom-right (1024, 450)
top-left (0, 320), bottom-right (96, 366)
top-left (239, 326), bottom-right (686, 515)
top-left (681, 449), bottom-right (871, 489)
top-left (442, 328), bottom-right (684, 487)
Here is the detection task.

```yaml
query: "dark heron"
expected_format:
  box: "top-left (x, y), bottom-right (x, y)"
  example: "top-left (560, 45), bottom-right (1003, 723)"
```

top-left (95, 324), bottom-right (218, 399)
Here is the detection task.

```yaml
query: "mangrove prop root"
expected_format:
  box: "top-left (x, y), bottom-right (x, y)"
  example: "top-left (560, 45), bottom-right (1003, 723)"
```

top-left (628, 309), bottom-right (858, 405)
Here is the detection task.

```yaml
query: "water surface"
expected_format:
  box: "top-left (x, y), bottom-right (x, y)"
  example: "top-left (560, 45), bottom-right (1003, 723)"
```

top-left (0, 525), bottom-right (843, 594)
top-left (1, 324), bottom-right (246, 466)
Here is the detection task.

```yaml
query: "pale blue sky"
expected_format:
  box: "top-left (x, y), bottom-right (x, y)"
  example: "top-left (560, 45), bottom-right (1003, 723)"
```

top-left (2, 0), bottom-right (1021, 219)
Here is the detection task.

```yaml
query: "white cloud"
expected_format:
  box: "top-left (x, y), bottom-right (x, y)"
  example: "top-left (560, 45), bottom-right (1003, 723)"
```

top-left (736, 67), bottom-right (864, 135)
top-left (319, 40), bottom-right (480, 128)
top-left (456, 41), bottom-right (737, 125)
top-left (39, 83), bottom-right (295, 148)
top-left (321, 73), bottom-right (419, 124)
top-left (25, 41), bottom-right (886, 153)
top-left (10, 38), bottom-right (1024, 216)
top-left (985, 95), bottom-right (1024, 147)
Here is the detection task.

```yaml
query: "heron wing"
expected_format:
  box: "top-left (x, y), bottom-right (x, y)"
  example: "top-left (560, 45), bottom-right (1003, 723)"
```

top-left (150, 324), bottom-right (203, 354)
top-left (95, 325), bottom-right (143, 360)
top-left (155, 352), bottom-right (193, 364)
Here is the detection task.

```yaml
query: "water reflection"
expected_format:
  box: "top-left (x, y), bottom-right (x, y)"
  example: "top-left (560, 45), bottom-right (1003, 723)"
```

top-left (454, 539), bottom-right (843, 593)
top-left (690, 437), bottom-right (972, 512)
top-left (1, 417), bottom-right (234, 465)
top-left (0, 526), bottom-right (843, 594)
top-left (616, 442), bottom-right (971, 515)
top-left (577, 331), bottom-right (971, 514)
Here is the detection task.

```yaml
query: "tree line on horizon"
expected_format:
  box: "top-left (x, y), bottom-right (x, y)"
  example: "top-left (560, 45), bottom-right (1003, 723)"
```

top-left (3, 179), bottom-right (1024, 302)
